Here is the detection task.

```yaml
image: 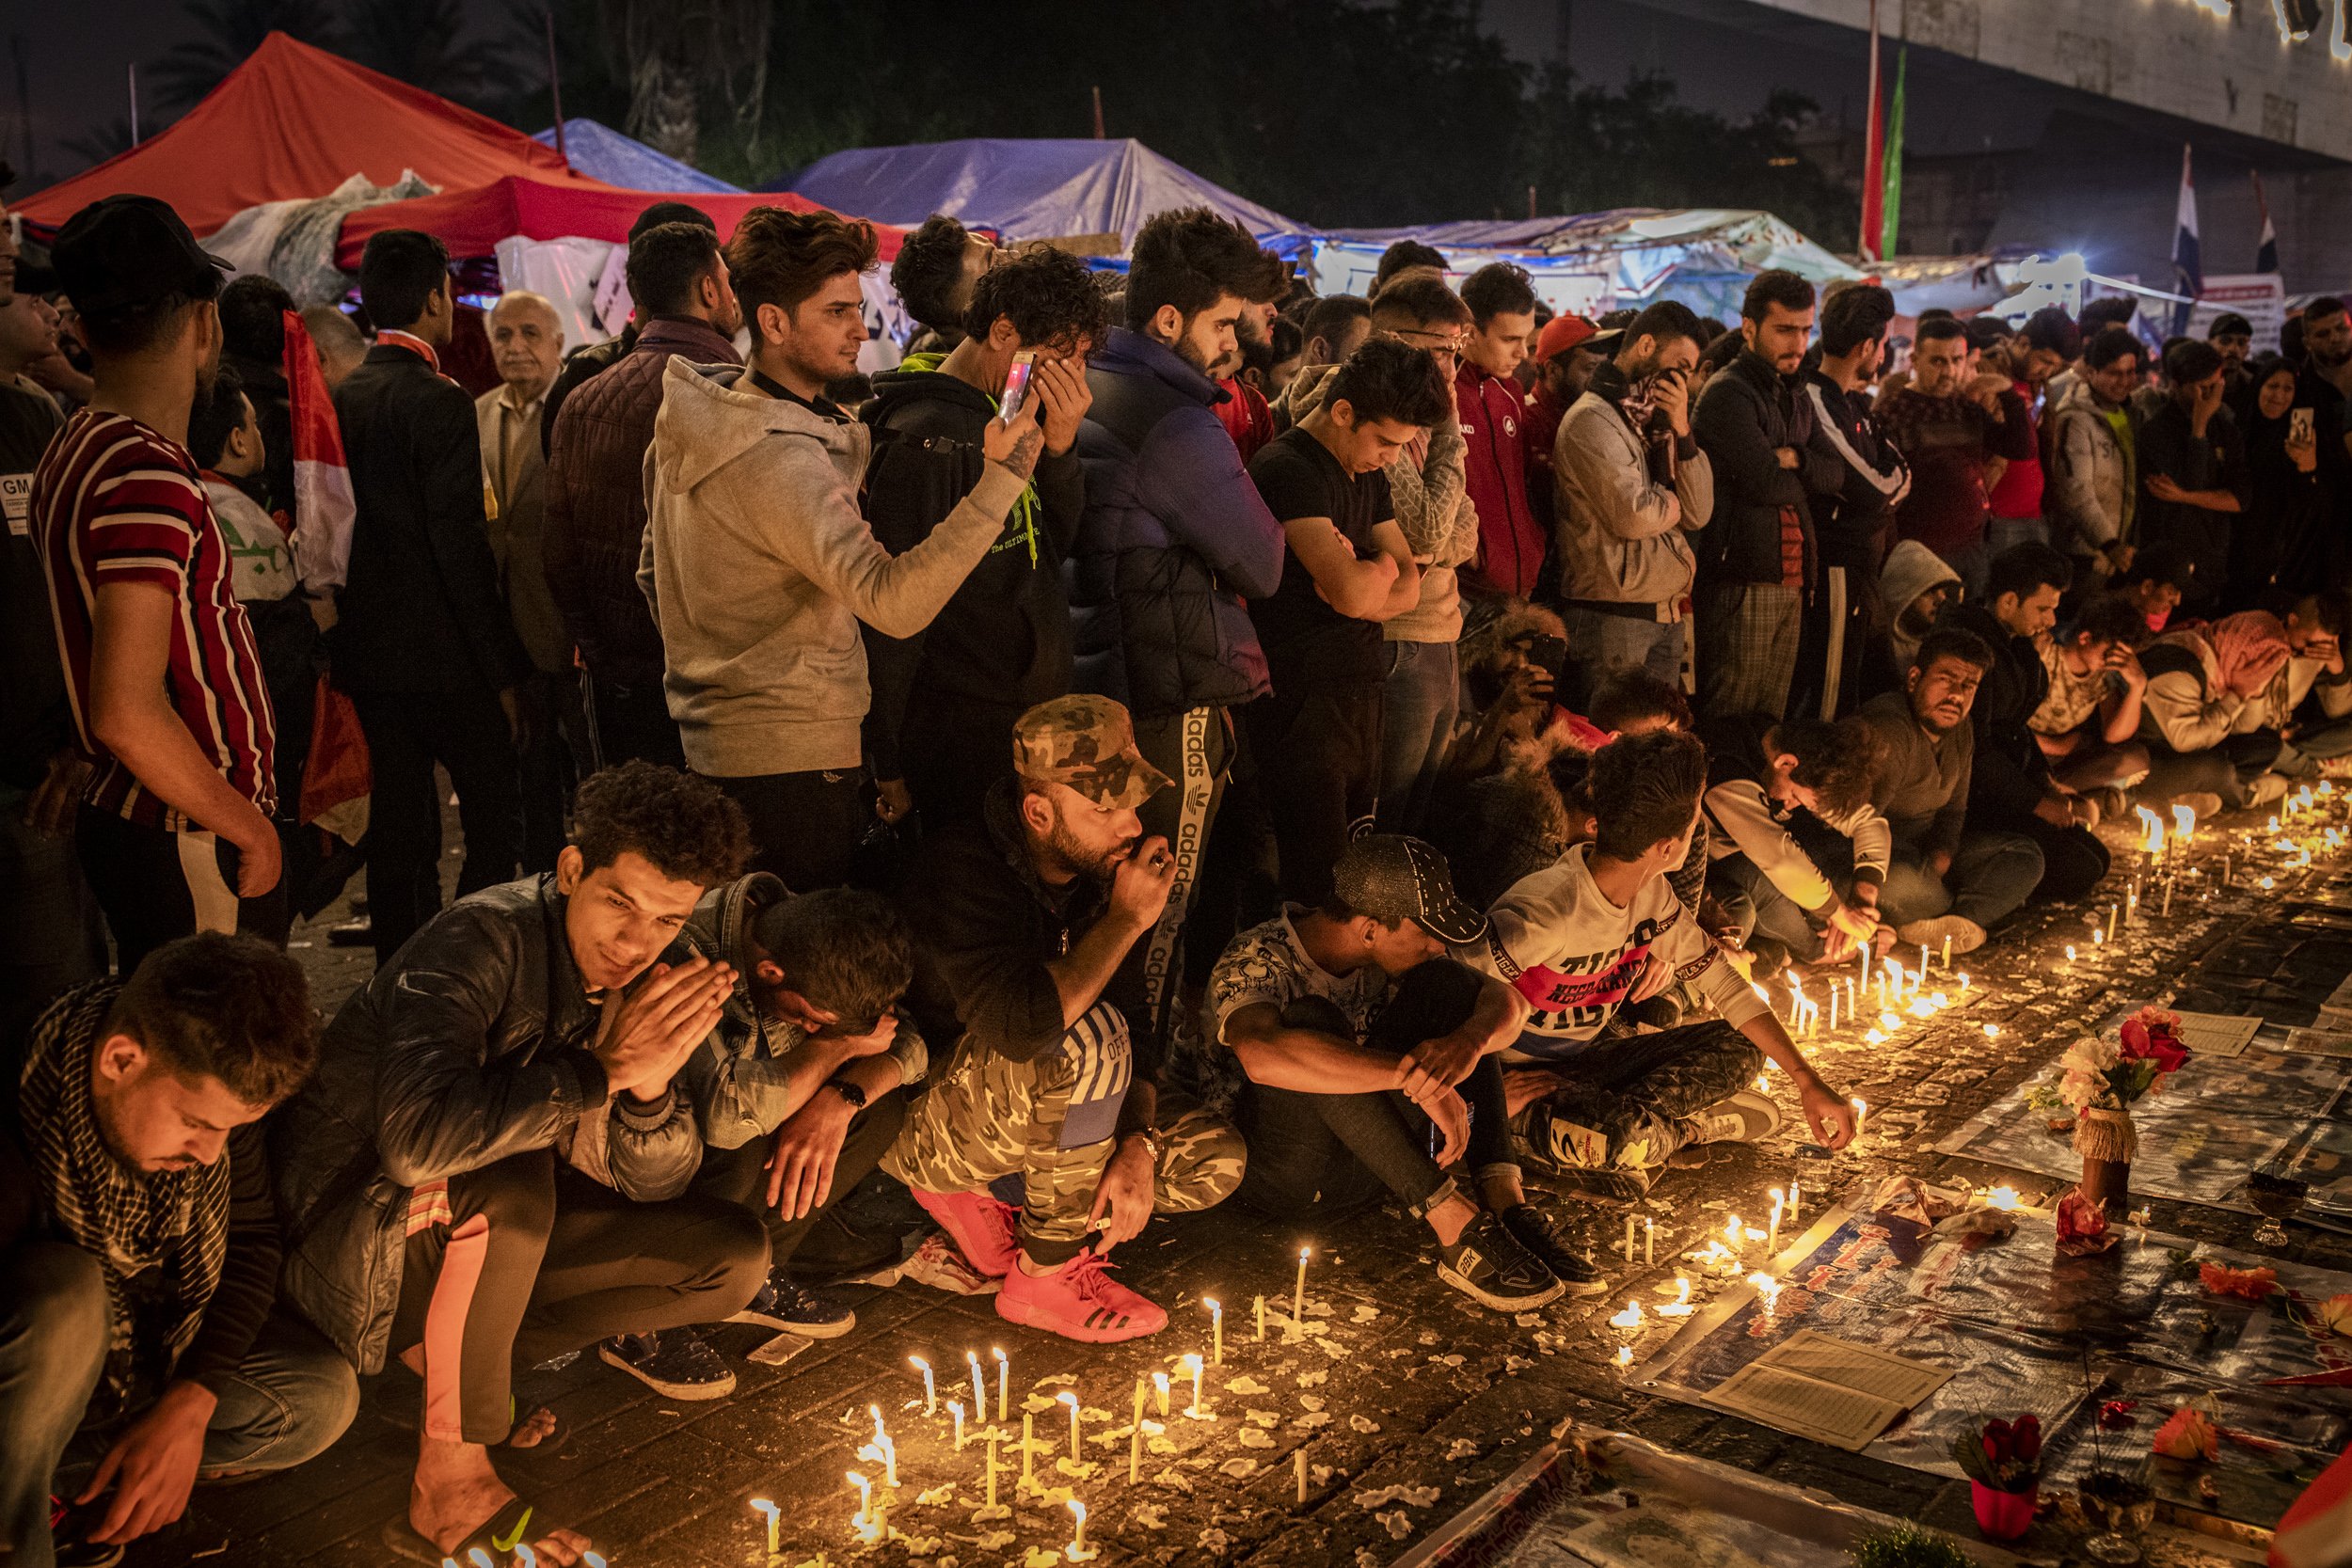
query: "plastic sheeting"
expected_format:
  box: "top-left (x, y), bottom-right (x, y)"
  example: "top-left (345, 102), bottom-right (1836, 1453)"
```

top-left (532, 119), bottom-right (743, 195)
top-left (207, 172), bottom-right (437, 306)
top-left (781, 136), bottom-right (1308, 250)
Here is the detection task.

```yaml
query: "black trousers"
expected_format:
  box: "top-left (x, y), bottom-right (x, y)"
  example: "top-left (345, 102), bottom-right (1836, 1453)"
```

top-left (391, 1149), bottom-right (768, 1445)
top-left (75, 806), bottom-right (289, 974)
top-left (708, 767), bottom-right (868, 893)
top-left (350, 686), bottom-right (522, 964)
top-left (1243, 679), bottom-right (1383, 907)
top-left (582, 668), bottom-right (685, 771)
top-left (517, 670), bottom-right (591, 875)
top-left (1232, 959), bottom-right (1508, 1219)
top-left (691, 1089), bottom-right (907, 1266)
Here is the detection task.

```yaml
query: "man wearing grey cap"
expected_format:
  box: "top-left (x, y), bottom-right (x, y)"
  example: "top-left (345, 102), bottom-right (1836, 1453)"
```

top-left (882, 695), bottom-right (1245, 1342)
top-left (1196, 834), bottom-right (1594, 1310)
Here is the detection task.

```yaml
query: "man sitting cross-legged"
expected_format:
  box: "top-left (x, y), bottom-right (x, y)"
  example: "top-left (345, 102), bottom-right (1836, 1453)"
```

top-left (2, 936), bottom-right (355, 1568)
top-left (1702, 713), bottom-right (1890, 974)
top-left (1469, 731), bottom-right (1858, 1199)
top-left (1208, 835), bottom-right (1590, 1310)
top-left (882, 695), bottom-right (1247, 1342)
top-left (273, 762), bottom-right (771, 1567)
top-left (682, 880), bottom-right (928, 1340)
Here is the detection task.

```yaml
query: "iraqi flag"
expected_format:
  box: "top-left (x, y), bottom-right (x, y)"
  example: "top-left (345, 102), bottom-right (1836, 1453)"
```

top-left (280, 309), bottom-right (355, 594)
top-left (2171, 144), bottom-right (2202, 335)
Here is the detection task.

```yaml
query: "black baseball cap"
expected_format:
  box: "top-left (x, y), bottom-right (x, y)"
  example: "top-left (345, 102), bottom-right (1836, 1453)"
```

top-left (52, 195), bottom-right (230, 318)
top-left (1332, 834), bottom-right (1487, 945)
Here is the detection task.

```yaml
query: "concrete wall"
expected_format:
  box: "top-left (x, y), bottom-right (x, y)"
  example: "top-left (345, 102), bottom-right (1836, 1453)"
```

top-left (1684, 0), bottom-right (2352, 162)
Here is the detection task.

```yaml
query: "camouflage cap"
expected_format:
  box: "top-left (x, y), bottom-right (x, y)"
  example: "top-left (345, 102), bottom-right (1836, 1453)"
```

top-left (1011, 695), bottom-right (1172, 811)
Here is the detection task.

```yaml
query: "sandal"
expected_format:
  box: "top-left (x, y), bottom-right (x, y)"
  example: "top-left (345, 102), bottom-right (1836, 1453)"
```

top-left (381, 1497), bottom-right (569, 1566)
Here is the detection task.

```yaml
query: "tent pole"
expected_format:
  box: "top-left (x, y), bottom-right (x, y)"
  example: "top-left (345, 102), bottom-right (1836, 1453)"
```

top-left (544, 6), bottom-right (567, 159)
top-left (127, 61), bottom-right (138, 148)
top-left (1090, 85), bottom-right (1104, 139)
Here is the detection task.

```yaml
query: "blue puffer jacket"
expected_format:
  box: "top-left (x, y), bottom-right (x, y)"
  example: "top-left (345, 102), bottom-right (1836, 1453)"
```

top-left (1069, 328), bottom-right (1285, 719)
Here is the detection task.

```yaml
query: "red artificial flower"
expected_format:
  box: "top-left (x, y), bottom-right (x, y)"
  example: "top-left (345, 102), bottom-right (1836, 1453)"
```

top-left (2119, 1010), bottom-right (2190, 1073)
top-left (2199, 1261), bottom-right (2280, 1301)
top-left (2012, 1414), bottom-right (2042, 1463)
top-left (2153, 1405), bottom-right (2220, 1462)
top-left (2055, 1189), bottom-right (2116, 1253)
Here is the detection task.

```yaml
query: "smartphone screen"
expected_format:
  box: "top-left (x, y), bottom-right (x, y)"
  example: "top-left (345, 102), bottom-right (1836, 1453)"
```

top-left (2292, 406), bottom-right (2315, 445)
top-left (998, 351), bottom-right (1037, 425)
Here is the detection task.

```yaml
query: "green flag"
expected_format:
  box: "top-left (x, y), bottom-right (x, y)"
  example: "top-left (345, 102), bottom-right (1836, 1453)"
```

top-left (1880, 47), bottom-right (1907, 260)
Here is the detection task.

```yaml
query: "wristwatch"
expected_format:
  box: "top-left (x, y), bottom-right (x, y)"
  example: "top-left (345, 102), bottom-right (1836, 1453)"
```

top-left (1123, 1127), bottom-right (1164, 1164)
top-left (824, 1077), bottom-right (867, 1110)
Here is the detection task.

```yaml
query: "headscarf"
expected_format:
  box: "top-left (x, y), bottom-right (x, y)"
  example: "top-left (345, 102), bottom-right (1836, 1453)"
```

top-left (19, 983), bottom-right (230, 1418)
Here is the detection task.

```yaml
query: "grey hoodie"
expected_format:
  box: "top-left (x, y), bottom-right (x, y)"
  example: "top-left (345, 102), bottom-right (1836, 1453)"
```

top-left (639, 358), bottom-right (1028, 775)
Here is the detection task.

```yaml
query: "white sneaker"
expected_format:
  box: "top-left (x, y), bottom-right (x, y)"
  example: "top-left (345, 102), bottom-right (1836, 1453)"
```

top-left (2169, 791), bottom-right (2224, 825)
top-left (2249, 774), bottom-right (2292, 809)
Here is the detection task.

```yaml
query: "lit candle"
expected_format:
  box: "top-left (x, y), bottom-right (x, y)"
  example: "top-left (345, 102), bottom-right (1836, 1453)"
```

top-left (1613, 1345), bottom-right (1634, 1368)
top-left (1130, 1376), bottom-right (1145, 1482)
top-left (1021, 1413), bottom-right (1035, 1483)
top-left (950, 1399), bottom-right (965, 1449)
top-left (2106, 904), bottom-right (2118, 944)
top-left (1255, 1294), bottom-right (1266, 1341)
top-left (1207, 1296), bottom-right (1223, 1364)
top-left (1724, 1215), bottom-right (1742, 1252)
top-left (1067, 1498), bottom-right (1097, 1561)
top-left (1294, 1246), bottom-right (1311, 1327)
top-left (1623, 1212), bottom-right (1637, 1262)
top-left (1919, 942), bottom-right (1930, 978)
top-left (1851, 1097), bottom-right (1867, 1135)
top-left (1827, 984), bottom-right (1839, 1032)
top-left (752, 1497), bottom-right (781, 1557)
top-left (993, 1347), bottom-right (1009, 1424)
top-left (1183, 1352), bottom-right (1206, 1417)
top-left (1788, 1181), bottom-right (1801, 1223)
top-left (1058, 1390), bottom-right (1081, 1458)
top-left (1152, 1370), bottom-right (1170, 1418)
top-left (1296, 1449), bottom-right (1309, 1504)
top-left (1769, 1188), bottom-right (1784, 1250)
top-left (986, 1429), bottom-right (1001, 1507)
top-left (1644, 1215), bottom-right (1655, 1266)
top-left (868, 1403), bottom-right (898, 1487)
top-left (967, 1351), bottom-right (986, 1423)
top-left (911, 1355), bottom-right (935, 1417)
top-left (848, 1470), bottom-right (873, 1536)
top-left (1941, 933), bottom-right (1951, 971)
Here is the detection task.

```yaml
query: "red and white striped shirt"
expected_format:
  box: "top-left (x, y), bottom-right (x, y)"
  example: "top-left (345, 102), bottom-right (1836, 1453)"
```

top-left (34, 410), bottom-right (276, 829)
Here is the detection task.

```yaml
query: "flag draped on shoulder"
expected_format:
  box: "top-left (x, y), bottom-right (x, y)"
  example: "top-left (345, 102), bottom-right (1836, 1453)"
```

top-left (281, 308), bottom-right (355, 594)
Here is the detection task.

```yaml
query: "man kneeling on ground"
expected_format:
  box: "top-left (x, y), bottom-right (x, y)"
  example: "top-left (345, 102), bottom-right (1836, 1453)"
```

top-left (682, 880), bottom-right (927, 1339)
top-left (274, 763), bottom-right (770, 1566)
top-left (883, 696), bottom-right (1246, 1342)
top-left (4, 936), bottom-right (353, 1568)
top-left (1702, 713), bottom-right (1889, 974)
top-left (1207, 834), bottom-right (1592, 1310)
top-left (1467, 731), bottom-right (1858, 1198)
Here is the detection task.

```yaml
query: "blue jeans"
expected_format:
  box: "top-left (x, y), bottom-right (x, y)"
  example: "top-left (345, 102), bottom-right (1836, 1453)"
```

top-left (3, 1243), bottom-right (358, 1567)
top-left (1876, 832), bottom-right (2043, 931)
top-left (1556, 607), bottom-right (1686, 712)
top-left (1376, 641), bottom-right (1459, 835)
top-left (1708, 837), bottom-right (1865, 966)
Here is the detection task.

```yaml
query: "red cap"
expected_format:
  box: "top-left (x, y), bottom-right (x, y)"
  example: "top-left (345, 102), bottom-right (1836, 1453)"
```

top-left (1534, 314), bottom-right (1599, 362)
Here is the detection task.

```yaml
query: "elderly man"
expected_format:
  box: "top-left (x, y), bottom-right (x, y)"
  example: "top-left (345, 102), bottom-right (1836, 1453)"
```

top-left (479, 290), bottom-right (581, 872)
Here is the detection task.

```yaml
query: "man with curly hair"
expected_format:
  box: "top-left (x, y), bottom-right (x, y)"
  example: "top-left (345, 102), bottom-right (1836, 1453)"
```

top-left (1700, 714), bottom-right (1891, 970)
top-left (273, 762), bottom-right (768, 1567)
top-left (862, 245), bottom-right (1107, 829)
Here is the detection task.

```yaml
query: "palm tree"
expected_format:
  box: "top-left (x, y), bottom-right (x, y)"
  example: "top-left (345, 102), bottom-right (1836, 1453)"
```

top-left (344, 0), bottom-right (496, 108)
top-left (148, 0), bottom-right (342, 112)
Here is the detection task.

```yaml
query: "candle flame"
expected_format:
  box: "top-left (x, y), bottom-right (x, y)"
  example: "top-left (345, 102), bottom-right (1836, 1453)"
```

top-left (1985, 1185), bottom-right (2023, 1211)
top-left (1982, 1023), bottom-right (2000, 1037)
top-left (1613, 1345), bottom-right (1635, 1367)
top-left (752, 1497), bottom-right (779, 1517)
top-left (2172, 803), bottom-right (2196, 840)
top-left (1070, 1498), bottom-right (1087, 1525)
top-left (1057, 1389), bottom-right (1078, 1407)
top-left (909, 1355), bottom-right (929, 1372)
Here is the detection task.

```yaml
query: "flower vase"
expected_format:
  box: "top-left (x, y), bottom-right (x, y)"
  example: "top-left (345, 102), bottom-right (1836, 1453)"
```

top-left (2074, 1107), bottom-right (2136, 1216)
top-left (1969, 1481), bottom-right (2037, 1541)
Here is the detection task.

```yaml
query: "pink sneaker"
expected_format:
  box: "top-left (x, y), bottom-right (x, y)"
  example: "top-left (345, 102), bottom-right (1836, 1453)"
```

top-left (996, 1251), bottom-right (1168, 1342)
top-left (910, 1188), bottom-right (1020, 1278)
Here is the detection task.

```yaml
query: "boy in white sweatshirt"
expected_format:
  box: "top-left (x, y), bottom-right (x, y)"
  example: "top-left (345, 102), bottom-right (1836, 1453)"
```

top-left (1454, 731), bottom-right (1856, 1196)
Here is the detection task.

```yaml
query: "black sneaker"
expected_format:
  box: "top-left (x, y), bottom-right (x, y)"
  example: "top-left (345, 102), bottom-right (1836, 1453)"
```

top-left (728, 1268), bottom-right (857, 1338)
top-left (599, 1328), bottom-right (736, 1400)
top-left (1437, 1212), bottom-right (1565, 1311)
top-left (1498, 1206), bottom-right (1608, 1296)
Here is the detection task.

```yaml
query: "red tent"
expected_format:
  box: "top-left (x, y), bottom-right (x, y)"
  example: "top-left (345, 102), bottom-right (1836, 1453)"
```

top-left (334, 177), bottom-right (907, 269)
top-left (18, 32), bottom-right (599, 236)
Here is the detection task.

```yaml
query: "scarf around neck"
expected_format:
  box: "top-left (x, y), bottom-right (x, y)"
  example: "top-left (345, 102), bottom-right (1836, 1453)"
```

top-left (20, 982), bottom-right (230, 1412)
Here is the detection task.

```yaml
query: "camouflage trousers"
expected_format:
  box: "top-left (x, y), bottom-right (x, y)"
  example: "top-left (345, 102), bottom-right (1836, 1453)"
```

top-left (882, 1001), bottom-right (1246, 1264)
top-left (1510, 1019), bottom-right (1763, 1173)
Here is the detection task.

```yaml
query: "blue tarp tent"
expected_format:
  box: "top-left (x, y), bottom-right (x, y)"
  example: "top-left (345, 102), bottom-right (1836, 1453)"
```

top-left (779, 137), bottom-right (1308, 253)
top-left (532, 119), bottom-right (742, 195)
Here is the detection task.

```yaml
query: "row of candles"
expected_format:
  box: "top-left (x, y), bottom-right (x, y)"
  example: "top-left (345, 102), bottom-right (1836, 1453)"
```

top-left (758, 1250), bottom-right (1325, 1558)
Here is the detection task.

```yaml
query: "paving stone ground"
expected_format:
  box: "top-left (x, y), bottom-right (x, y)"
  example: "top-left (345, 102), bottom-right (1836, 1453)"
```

top-left (129, 800), bottom-right (2352, 1568)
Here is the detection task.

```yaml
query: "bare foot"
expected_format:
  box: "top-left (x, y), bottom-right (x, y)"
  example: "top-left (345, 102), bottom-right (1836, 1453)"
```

top-left (1502, 1065), bottom-right (1565, 1120)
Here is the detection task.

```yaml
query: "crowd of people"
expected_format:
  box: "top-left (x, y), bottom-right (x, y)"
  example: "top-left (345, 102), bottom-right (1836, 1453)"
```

top-left (4, 172), bottom-right (2348, 1567)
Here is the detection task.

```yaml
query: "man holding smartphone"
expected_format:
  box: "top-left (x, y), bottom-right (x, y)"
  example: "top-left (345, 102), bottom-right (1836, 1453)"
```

top-left (861, 247), bottom-right (1106, 830)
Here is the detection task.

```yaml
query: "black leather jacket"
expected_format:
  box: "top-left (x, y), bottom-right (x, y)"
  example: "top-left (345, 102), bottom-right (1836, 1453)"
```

top-left (273, 876), bottom-right (702, 1373)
